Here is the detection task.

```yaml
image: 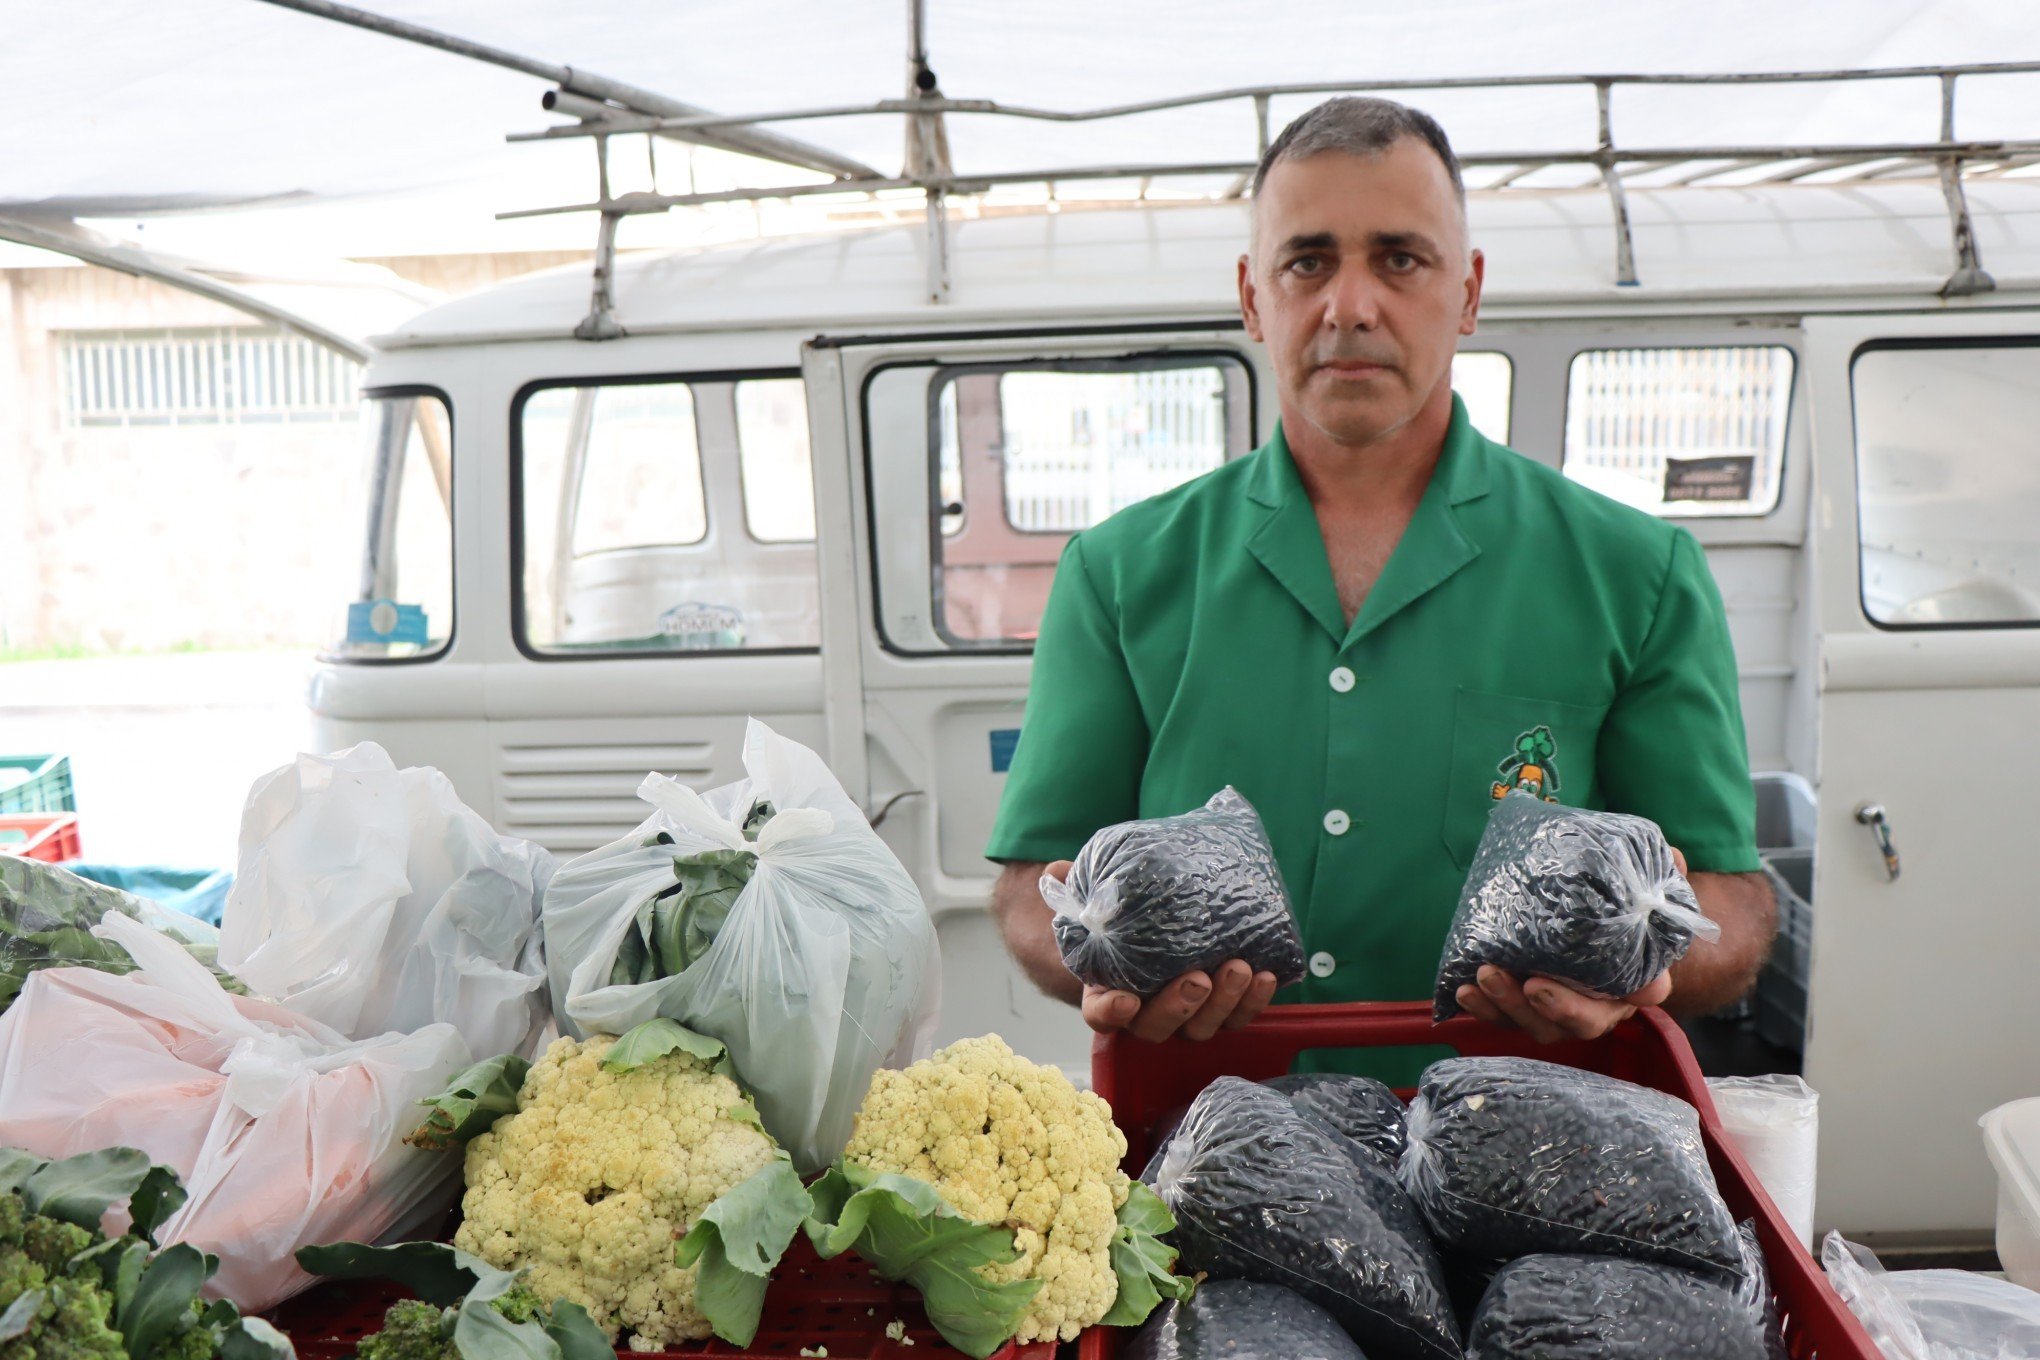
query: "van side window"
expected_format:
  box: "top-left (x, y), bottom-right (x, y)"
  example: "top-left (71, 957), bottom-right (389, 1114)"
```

top-left (1562, 345), bottom-right (1793, 517)
top-left (517, 375), bottom-right (820, 656)
top-left (931, 358), bottom-right (1250, 646)
top-left (1853, 341), bottom-right (2040, 628)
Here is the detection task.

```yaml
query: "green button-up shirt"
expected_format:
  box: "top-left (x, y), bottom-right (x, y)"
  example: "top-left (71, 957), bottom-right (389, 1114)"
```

top-left (986, 398), bottom-right (1760, 1079)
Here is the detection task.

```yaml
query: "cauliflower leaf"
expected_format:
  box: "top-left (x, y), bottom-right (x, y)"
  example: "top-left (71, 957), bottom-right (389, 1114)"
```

top-left (1097, 1182), bottom-right (1194, 1327)
top-left (406, 1055), bottom-right (533, 1152)
top-left (805, 1162), bottom-right (1041, 1360)
top-left (673, 1152), bottom-right (813, 1347)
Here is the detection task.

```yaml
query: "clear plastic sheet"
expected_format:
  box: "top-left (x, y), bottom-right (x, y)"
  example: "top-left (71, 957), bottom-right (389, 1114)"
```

top-left (1434, 792), bottom-right (1718, 1020)
top-left (1043, 788), bottom-right (1306, 999)
top-left (1124, 1279), bottom-right (1369, 1360)
top-left (1145, 1076), bottom-right (1462, 1360)
top-left (1822, 1231), bottom-right (2040, 1360)
top-left (1463, 1254), bottom-right (1768, 1359)
top-left (1266, 1072), bottom-right (1408, 1171)
top-left (1401, 1057), bottom-right (1743, 1280)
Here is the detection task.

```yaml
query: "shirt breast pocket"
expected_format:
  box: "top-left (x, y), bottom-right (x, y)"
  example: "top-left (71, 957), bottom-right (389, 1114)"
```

top-left (1441, 687), bottom-right (1611, 873)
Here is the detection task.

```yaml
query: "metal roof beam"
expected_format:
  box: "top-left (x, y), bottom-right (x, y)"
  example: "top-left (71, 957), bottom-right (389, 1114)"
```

top-left (251, 0), bottom-right (881, 180)
top-left (0, 214), bottom-right (371, 360)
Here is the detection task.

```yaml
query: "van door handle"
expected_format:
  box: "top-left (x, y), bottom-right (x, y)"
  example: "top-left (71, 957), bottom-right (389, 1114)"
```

top-left (1854, 802), bottom-right (1901, 881)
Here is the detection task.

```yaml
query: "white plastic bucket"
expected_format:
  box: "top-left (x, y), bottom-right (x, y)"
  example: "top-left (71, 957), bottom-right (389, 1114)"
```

top-left (1980, 1096), bottom-right (2040, 1290)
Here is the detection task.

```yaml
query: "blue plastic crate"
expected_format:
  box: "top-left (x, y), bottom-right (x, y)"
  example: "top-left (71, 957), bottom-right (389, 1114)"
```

top-left (0, 754), bottom-right (75, 815)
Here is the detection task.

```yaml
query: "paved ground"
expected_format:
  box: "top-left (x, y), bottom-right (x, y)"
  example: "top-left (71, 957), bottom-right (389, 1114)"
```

top-left (0, 652), bottom-right (317, 868)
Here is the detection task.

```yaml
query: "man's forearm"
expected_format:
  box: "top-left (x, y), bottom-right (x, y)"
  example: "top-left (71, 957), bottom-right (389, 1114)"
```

top-left (1666, 869), bottom-right (1778, 1017)
top-left (990, 861), bottom-right (1082, 1005)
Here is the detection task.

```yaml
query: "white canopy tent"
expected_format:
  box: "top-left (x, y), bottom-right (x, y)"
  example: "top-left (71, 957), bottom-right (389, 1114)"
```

top-left (8, 0), bottom-right (2040, 333)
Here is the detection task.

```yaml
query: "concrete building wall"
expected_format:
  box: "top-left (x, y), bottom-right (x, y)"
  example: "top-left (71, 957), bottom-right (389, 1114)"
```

top-left (0, 251), bottom-right (584, 657)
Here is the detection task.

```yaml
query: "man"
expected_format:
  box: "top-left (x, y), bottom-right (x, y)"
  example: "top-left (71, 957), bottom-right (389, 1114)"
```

top-left (983, 97), bottom-right (1776, 1079)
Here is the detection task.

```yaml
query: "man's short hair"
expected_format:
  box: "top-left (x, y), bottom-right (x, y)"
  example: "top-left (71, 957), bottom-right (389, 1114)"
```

top-left (1251, 96), bottom-right (1466, 203)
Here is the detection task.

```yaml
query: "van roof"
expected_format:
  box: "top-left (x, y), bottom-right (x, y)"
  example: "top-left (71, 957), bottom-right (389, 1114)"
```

top-left (376, 180), bottom-right (2040, 350)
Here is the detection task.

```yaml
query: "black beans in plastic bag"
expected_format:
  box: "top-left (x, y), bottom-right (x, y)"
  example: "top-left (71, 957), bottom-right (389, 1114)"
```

top-left (1266, 1072), bottom-right (1407, 1171)
top-left (1124, 1279), bottom-right (1370, 1360)
top-left (1145, 1076), bottom-right (1461, 1360)
top-left (1433, 792), bottom-right (1714, 1021)
top-left (1733, 1220), bottom-right (1790, 1360)
top-left (1044, 788), bottom-right (1306, 999)
top-left (1401, 1057), bottom-right (1743, 1281)
top-left (1464, 1254), bottom-right (1768, 1360)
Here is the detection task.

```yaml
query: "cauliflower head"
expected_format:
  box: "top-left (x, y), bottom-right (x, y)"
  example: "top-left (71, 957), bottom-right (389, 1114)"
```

top-left (841, 1034), bottom-right (1131, 1344)
top-left (452, 1032), bottom-right (778, 1351)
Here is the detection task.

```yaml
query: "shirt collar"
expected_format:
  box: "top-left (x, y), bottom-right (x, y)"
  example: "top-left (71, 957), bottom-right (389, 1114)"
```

top-left (1245, 393), bottom-right (1491, 511)
top-left (1243, 393), bottom-right (1491, 649)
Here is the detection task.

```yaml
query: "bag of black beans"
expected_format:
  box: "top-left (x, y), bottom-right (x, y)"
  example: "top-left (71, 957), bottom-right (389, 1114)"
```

top-left (1464, 1254), bottom-right (1768, 1359)
top-left (1434, 792), bottom-right (1715, 1021)
top-left (1266, 1071), bottom-right (1407, 1171)
top-left (1124, 1279), bottom-right (1369, 1360)
top-left (1145, 1076), bottom-right (1462, 1360)
top-left (1400, 1057), bottom-right (1743, 1281)
top-left (1044, 788), bottom-right (1306, 999)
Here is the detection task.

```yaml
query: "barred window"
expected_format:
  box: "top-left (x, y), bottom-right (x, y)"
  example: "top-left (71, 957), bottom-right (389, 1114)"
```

top-left (58, 327), bottom-right (362, 426)
top-left (1563, 345), bottom-right (1794, 517)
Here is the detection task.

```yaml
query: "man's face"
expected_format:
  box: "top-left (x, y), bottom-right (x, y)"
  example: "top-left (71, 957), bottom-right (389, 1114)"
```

top-left (1239, 138), bottom-right (1484, 449)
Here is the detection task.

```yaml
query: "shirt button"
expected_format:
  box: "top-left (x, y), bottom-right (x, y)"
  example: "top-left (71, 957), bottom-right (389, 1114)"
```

top-left (1309, 951), bottom-right (1337, 979)
top-left (1329, 666), bottom-right (1356, 693)
top-left (1323, 809), bottom-right (1351, 836)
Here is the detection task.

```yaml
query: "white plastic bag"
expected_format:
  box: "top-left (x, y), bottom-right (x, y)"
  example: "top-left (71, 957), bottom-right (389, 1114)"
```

top-left (1708, 1074), bottom-right (1819, 1250)
top-left (221, 742), bottom-right (552, 1059)
top-left (544, 719), bottom-right (939, 1173)
top-left (1821, 1231), bottom-right (2040, 1360)
top-left (0, 913), bottom-right (470, 1309)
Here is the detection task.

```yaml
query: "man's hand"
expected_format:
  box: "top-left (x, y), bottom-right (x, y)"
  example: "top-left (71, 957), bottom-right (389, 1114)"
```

top-left (1452, 964), bottom-right (1673, 1043)
top-left (1036, 861), bottom-right (1281, 1042)
top-left (1451, 846), bottom-right (1688, 1043)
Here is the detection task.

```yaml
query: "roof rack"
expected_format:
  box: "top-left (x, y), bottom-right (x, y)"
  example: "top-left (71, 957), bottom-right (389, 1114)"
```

top-left (257, 0), bottom-right (2040, 333)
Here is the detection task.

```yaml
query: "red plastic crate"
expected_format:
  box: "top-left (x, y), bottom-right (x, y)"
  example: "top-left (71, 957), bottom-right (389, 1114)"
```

top-left (270, 1232), bottom-right (1109, 1360)
top-left (0, 813), bottom-right (80, 863)
top-left (1092, 1002), bottom-right (1882, 1360)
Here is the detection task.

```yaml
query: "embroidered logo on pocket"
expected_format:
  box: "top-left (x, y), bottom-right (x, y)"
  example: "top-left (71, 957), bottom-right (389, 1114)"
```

top-left (1491, 725), bottom-right (1561, 802)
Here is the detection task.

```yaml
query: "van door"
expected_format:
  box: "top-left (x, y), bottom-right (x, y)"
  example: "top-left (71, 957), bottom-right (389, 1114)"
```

top-left (803, 326), bottom-right (1271, 1075)
top-left (488, 367), bottom-right (827, 854)
top-left (1802, 312), bottom-right (2040, 1240)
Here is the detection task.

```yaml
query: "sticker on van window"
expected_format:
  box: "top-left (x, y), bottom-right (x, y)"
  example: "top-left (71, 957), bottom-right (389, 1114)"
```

top-left (346, 600), bottom-right (428, 646)
top-left (989, 728), bottom-right (1021, 774)
top-left (1663, 454), bottom-right (1756, 503)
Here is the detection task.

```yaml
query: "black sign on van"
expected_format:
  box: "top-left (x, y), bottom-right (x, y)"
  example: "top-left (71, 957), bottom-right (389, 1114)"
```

top-left (1663, 454), bottom-right (1756, 503)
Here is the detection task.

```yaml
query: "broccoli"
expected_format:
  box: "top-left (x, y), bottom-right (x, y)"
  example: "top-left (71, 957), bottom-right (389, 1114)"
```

top-left (0, 1270), bottom-right (125, 1360)
top-left (19, 1219), bottom-right (90, 1277)
top-left (355, 1286), bottom-right (553, 1360)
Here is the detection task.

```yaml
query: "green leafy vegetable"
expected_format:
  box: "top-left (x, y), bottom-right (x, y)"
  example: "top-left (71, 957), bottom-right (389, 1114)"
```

top-left (805, 1161), bottom-right (1042, 1360)
top-left (301, 1241), bottom-right (617, 1360)
top-left (609, 801), bottom-right (776, 986)
top-left (219, 1315), bottom-right (295, 1360)
top-left (599, 1017), bottom-right (732, 1076)
top-left (673, 1152), bottom-right (813, 1346)
top-left (126, 1164), bottom-right (189, 1248)
top-left (406, 1055), bottom-right (533, 1151)
top-left (0, 859), bottom-right (245, 1014)
top-left (293, 1241), bottom-right (513, 1310)
top-left (1097, 1181), bottom-right (1194, 1326)
top-left (0, 1290), bottom-right (43, 1342)
top-left (115, 1243), bottom-right (213, 1360)
top-left (0, 1146), bottom-right (286, 1360)
top-left (19, 1147), bottom-right (154, 1230)
top-left (536, 1303), bottom-right (611, 1360)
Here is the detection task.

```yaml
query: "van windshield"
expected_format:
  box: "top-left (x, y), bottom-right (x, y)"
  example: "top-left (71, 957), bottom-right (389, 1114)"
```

top-left (324, 390), bottom-right (453, 662)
